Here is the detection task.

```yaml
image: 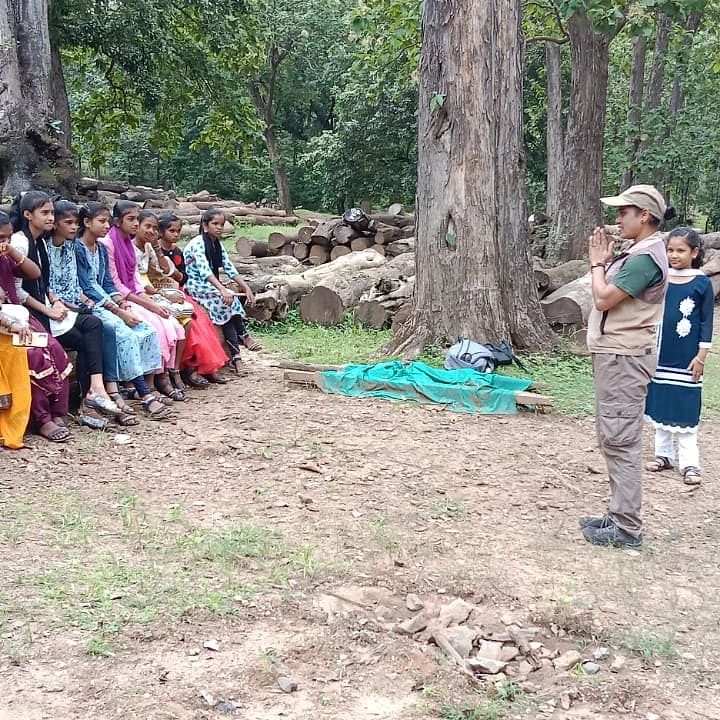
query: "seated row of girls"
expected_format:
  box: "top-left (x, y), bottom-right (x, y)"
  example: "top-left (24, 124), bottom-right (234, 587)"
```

top-left (5, 193), bottom-right (179, 431)
top-left (0, 195), bottom-right (260, 446)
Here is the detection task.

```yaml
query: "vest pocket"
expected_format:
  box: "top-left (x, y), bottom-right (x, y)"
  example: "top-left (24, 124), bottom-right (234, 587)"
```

top-left (598, 401), bottom-right (643, 447)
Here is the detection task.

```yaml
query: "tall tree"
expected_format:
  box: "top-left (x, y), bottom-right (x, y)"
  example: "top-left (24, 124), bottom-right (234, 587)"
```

top-left (620, 35), bottom-right (647, 190)
top-left (388, 0), bottom-right (554, 356)
top-left (0, 0), bottom-right (74, 195)
top-left (548, 8), bottom-right (626, 262)
top-left (545, 42), bottom-right (564, 221)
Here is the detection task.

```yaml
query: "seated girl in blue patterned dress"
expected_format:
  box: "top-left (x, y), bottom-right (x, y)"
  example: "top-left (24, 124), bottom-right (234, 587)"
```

top-left (645, 227), bottom-right (714, 485)
top-left (182, 208), bottom-right (260, 375)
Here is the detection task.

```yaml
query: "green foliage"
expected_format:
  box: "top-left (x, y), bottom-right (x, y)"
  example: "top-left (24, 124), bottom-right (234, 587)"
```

top-left (55, 0), bottom-right (720, 223)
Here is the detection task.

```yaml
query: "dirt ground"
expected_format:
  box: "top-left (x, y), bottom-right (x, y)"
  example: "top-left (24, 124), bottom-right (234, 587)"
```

top-left (1, 353), bottom-right (719, 720)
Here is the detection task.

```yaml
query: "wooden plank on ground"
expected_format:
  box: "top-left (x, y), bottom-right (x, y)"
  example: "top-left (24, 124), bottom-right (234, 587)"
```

top-left (271, 361), bottom-right (341, 372)
top-left (283, 369), bottom-right (322, 386)
top-left (282, 370), bottom-right (554, 407)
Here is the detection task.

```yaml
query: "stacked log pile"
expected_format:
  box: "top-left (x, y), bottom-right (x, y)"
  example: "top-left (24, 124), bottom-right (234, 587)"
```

top-left (76, 179), bottom-right (299, 238)
top-left (233, 249), bottom-right (416, 327)
top-left (236, 204), bottom-right (416, 266)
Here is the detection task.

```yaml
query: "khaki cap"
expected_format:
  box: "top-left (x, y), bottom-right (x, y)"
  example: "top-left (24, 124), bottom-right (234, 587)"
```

top-left (600, 184), bottom-right (666, 221)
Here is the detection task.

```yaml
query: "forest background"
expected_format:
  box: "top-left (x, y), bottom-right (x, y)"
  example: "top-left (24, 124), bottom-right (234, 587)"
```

top-left (22, 0), bottom-right (720, 231)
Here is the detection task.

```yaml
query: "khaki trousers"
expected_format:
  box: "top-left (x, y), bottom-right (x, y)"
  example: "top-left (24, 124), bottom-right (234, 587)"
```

top-left (592, 353), bottom-right (656, 537)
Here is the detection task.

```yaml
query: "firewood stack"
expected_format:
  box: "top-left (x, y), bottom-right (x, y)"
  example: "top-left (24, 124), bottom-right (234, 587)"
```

top-left (230, 250), bottom-right (416, 327)
top-left (236, 204), bottom-right (416, 266)
top-left (75, 180), bottom-right (299, 239)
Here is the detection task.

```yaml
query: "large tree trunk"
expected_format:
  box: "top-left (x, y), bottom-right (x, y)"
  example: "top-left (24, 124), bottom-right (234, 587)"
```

top-left (620, 35), bottom-right (647, 191)
top-left (387, 0), bottom-right (554, 357)
top-left (549, 13), bottom-right (611, 262)
top-left (264, 123), bottom-right (293, 215)
top-left (545, 42), bottom-right (564, 222)
top-left (49, 39), bottom-right (72, 147)
top-left (0, 0), bottom-right (75, 196)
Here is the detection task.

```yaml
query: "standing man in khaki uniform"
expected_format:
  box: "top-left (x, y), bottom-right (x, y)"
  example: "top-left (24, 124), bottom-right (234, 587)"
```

top-left (580, 185), bottom-right (673, 548)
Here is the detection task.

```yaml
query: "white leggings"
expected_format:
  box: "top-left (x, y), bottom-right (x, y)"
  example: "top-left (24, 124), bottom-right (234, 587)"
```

top-left (655, 427), bottom-right (699, 471)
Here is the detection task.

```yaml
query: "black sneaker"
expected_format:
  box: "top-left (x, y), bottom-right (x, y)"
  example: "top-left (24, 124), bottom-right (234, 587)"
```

top-left (578, 513), bottom-right (612, 530)
top-left (583, 520), bottom-right (642, 549)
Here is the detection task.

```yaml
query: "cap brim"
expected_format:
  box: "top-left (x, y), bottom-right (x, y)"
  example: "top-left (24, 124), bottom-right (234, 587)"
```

top-left (600, 194), bottom-right (630, 207)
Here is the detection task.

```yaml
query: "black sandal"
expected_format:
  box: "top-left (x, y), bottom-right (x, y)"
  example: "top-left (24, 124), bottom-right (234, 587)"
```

top-left (155, 374), bottom-right (186, 402)
top-left (646, 456), bottom-right (673, 472)
top-left (181, 369), bottom-right (210, 389)
top-left (204, 372), bottom-right (227, 385)
top-left (682, 467), bottom-right (702, 486)
top-left (142, 395), bottom-right (173, 420)
top-left (169, 369), bottom-right (187, 392)
top-left (39, 423), bottom-right (71, 443)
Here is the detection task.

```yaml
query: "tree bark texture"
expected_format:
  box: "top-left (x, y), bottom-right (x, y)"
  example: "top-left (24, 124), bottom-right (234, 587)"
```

top-left (621, 35), bottom-right (647, 191)
top-left (545, 42), bottom-right (564, 221)
top-left (645, 13), bottom-right (671, 115)
top-left (667, 11), bottom-right (704, 132)
top-left (549, 12), bottom-right (611, 262)
top-left (389, 0), bottom-right (554, 356)
top-left (0, 0), bottom-right (75, 195)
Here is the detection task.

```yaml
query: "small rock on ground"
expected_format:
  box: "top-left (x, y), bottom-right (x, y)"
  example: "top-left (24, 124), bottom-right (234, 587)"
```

top-left (553, 649), bottom-right (582, 671)
top-left (277, 676), bottom-right (298, 693)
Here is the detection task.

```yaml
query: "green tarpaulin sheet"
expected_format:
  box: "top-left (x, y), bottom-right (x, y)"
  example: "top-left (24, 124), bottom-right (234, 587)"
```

top-left (317, 361), bottom-right (533, 414)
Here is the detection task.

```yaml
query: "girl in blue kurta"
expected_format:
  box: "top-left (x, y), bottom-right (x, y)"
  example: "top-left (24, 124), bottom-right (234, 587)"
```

top-left (645, 227), bottom-right (713, 485)
top-left (75, 203), bottom-right (171, 421)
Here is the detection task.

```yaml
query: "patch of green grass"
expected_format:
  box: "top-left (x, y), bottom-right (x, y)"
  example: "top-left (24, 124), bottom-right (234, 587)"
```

top-left (439, 682), bottom-right (525, 720)
top-left (501, 353), bottom-right (594, 417)
top-left (177, 524), bottom-right (284, 566)
top-left (701, 350), bottom-right (720, 419)
top-left (1, 502), bottom-right (31, 543)
top-left (291, 546), bottom-right (320, 578)
top-left (85, 635), bottom-right (113, 657)
top-left (371, 516), bottom-right (400, 552)
top-left (254, 309), bottom-right (392, 366)
top-left (623, 631), bottom-right (679, 665)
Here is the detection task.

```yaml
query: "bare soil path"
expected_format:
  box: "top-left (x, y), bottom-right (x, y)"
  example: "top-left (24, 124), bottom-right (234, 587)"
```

top-left (1, 354), bottom-right (719, 719)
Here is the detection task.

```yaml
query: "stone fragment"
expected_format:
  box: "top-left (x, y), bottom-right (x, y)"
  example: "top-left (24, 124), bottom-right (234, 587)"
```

top-left (406, 593), bottom-right (423, 612)
top-left (517, 660), bottom-right (534, 675)
top-left (444, 626), bottom-right (478, 659)
top-left (477, 640), bottom-right (503, 661)
top-left (277, 676), bottom-right (298, 693)
top-left (438, 599), bottom-right (474, 626)
top-left (553, 649), bottom-right (581, 671)
top-left (468, 657), bottom-right (507, 675)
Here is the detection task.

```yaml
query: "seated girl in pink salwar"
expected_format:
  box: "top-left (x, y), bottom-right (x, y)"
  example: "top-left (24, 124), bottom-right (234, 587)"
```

top-left (101, 201), bottom-right (187, 402)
